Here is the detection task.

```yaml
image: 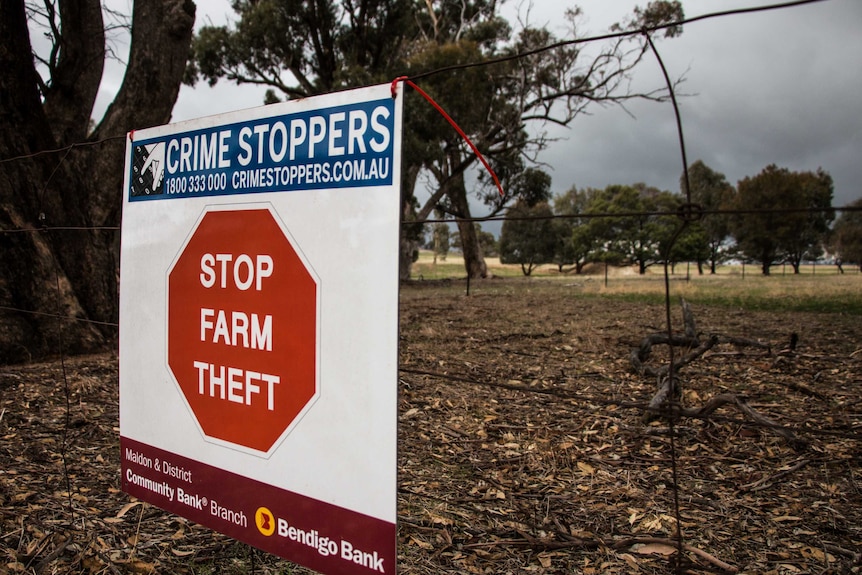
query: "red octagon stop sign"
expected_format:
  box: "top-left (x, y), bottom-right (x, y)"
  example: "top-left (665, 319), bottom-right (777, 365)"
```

top-left (167, 208), bottom-right (318, 453)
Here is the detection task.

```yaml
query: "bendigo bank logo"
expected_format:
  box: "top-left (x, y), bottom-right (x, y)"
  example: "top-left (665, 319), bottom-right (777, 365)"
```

top-left (252, 506), bottom-right (386, 572)
top-left (255, 507), bottom-right (276, 536)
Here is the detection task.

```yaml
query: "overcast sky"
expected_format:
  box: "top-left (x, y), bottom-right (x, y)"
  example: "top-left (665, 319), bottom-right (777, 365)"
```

top-left (161, 0), bottom-right (861, 213)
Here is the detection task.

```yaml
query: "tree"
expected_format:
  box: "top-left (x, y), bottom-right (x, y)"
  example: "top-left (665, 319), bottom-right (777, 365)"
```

top-left (684, 160), bottom-right (734, 273)
top-left (553, 185), bottom-right (641, 273)
top-left (407, 3), bottom-right (684, 280)
top-left (499, 201), bottom-right (556, 276)
top-left (449, 223), bottom-right (497, 257)
top-left (667, 224), bottom-right (709, 274)
top-left (188, 0), bottom-right (685, 280)
top-left (431, 223), bottom-right (450, 262)
top-left (829, 198), bottom-right (862, 270)
top-left (475, 224), bottom-right (499, 258)
top-left (635, 185), bottom-right (681, 274)
top-left (583, 184), bottom-right (679, 274)
top-left (731, 165), bottom-right (834, 275)
top-left (187, 0), bottom-right (413, 97)
top-left (550, 218), bottom-right (576, 272)
top-left (781, 169), bottom-right (834, 271)
top-left (496, 168), bottom-right (553, 274)
top-left (553, 186), bottom-right (597, 273)
top-left (1, 0), bottom-right (195, 363)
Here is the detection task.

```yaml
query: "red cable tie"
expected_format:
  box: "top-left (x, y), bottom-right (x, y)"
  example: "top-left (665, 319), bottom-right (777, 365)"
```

top-left (391, 76), bottom-right (408, 98)
top-left (128, 129), bottom-right (135, 142)
top-left (391, 76), bottom-right (504, 198)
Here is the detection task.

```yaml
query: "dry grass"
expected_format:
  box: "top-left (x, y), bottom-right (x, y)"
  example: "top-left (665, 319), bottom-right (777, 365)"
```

top-left (411, 252), bottom-right (862, 314)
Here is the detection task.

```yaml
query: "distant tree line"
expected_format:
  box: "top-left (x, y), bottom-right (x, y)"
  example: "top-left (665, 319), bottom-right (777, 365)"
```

top-left (495, 161), bottom-right (862, 276)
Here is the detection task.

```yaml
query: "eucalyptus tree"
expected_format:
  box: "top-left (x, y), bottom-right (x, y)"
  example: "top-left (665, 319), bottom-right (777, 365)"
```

top-left (499, 201), bottom-right (556, 276)
top-left (684, 160), bottom-right (735, 273)
top-left (187, 0), bottom-right (414, 96)
top-left (829, 198), bottom-right (862, 270)
top-left (553, 186), bottom-right (599, 273)
top-left (780, 169), bottom-right (834, 272)
top-left (583, 184), bottom-right (679, 274)
top-left (431, 222), bottom-right (451, 262)
top-left (558, 184), bottom-right (683, 275)
top-left (407, 2), bottom-right (685, 279)
top-left (731, 165), bottom-right (833, 275)
top-left (667, 224), bottom-right (709, 274)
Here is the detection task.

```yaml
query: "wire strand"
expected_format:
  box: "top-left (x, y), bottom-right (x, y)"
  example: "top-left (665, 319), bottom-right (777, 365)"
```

top-left (407, 0), bottom-right (830, 83)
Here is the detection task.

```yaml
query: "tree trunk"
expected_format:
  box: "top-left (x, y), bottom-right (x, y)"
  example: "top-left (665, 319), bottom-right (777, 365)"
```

top-left (399, 163), bottom-right (422, 280)
top-left (42, 0), bottom-right (106, 147)
top-left (758, 245), bottom-right (779, 276)
top-left (88, 0), bottom-right (196, 224)
top-left (448, 176), bottom-right (487, 279)
top-left (0, 0), bottom-right (99, 362)
top-left (0, 0), bottom-right (196, 364)
top-left (68, 0), bottom-right (196, 327)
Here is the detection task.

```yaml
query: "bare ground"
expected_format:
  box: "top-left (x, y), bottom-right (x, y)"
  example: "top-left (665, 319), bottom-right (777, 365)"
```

top-left (2, 279), bottom-right (861, 574)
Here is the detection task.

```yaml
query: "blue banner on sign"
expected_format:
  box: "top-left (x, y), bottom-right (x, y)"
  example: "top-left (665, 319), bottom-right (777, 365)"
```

top-left (129, 98), bottom-right (395, 201)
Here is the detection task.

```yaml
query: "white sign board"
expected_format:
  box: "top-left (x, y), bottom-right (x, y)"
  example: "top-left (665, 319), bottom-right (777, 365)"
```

top-left (119, 84), bottom-right (402, 574)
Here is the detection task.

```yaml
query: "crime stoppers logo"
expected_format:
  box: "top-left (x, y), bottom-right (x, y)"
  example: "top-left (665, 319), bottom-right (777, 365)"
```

top-left (255, 507), bottom-right (276, 536)
top-left (130, 142), bottom-right (165, 197)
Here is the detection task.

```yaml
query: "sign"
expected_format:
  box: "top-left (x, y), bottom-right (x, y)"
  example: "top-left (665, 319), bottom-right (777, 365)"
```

top-left (167, 207), bottom-right (318, 453)
top-left (119, 84), bottom-right (402, 575)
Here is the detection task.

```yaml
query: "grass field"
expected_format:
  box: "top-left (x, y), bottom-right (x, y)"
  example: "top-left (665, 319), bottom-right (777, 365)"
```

top-left (411, 250), bottom-right (862, 314)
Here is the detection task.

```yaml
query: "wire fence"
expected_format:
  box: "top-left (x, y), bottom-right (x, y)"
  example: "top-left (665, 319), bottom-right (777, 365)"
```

top-left (1, 0), bottom-right (860, 573)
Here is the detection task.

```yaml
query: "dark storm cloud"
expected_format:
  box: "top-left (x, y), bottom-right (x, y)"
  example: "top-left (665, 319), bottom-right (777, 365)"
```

top-left (537, 0), bottom-right (862, 206)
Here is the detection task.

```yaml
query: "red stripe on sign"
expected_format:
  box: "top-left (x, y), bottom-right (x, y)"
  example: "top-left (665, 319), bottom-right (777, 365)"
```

top-left (120, 437), bottom-right (395, 575)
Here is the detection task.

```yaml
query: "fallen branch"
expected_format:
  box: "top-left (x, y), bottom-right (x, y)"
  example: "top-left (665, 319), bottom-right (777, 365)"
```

top-left (683, 393), bottom-right (808, 451)
top-left (715, 335), bottom-right (772, 350)
top-left (632, 301), bottom-right (807, 451)
top-left (681, 299), bottom-right (698, 339)
top-left (630, 333), bottom-right (698, 376)
top-left (642, 375), bottom-right (679, 424)
top-left (641, 335), bottom-right (719, 423)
